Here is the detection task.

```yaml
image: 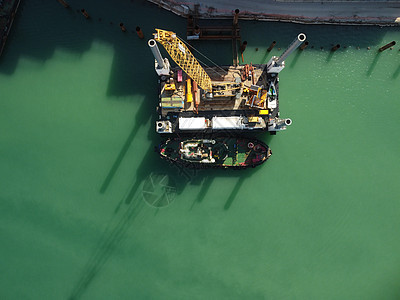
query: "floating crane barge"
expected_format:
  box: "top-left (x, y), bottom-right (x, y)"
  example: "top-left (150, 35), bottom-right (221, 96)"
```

top-left (149, 29), bottom-right (306, 135)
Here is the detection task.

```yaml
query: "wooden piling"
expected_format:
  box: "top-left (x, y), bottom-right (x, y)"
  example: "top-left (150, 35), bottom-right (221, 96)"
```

top-left (194, 25), bottom-right (200, 36)
top-left (120, 23), bottom-right (126, 32)
top-left (240, 41), bottom-right (247, 63)
top-left (187, 15), bottom-right (194, 28)
top-left (331, 44), bottom-right (340, 51)
top-left (267, 41), bottom-right (276, 52)
top-left (300, 41), bottom-right (309, 50)
top-left (57, 0), bottom-right (69, 8)
top-left (233, 9), bottom-right (239, 25)
top-left (81, 9), bottom-right (90, 19)
top-left (136, 26), bottom-right (144, 39)
top-left (379, 41), bottom-right (396, 52)
top-left (240, 41), bottom-right (247, 53)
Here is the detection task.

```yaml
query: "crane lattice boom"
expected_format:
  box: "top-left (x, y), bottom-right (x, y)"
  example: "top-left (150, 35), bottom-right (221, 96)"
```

top-left (154, 29), bottom-right (212, 92)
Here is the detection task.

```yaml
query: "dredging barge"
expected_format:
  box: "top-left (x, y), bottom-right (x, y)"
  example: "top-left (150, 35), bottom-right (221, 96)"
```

top-left (149, 29), bottom-right (306, 135)
top-left (158, 137), bottom-right (272, 169)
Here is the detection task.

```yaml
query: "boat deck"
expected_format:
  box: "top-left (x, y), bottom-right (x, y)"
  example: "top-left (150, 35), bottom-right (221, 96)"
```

top-left (159, 137), bottom-right (270, 168)
top-left (159, 64), bottom-right (279, 117)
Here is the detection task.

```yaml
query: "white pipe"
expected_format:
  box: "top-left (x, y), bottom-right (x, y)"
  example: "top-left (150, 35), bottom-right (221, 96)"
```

top-left (148, 39), bottom-right (165, 69)
top-left (276, 33), bottom-right (306, 65)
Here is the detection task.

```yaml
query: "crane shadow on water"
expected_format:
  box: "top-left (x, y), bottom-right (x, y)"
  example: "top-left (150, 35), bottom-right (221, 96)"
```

top-left (68, 191), bottom-right (145, 300)
top-left (99, 93), bottom-right (156, 195)
top-left (288, 49), bottom-right (303, 69)
top-left (69, 138), bottom-right (191, 299)
top-left (366, 51), bottom-right (382, 77)
top-left (325, 50), bottom-right (337, 63)
top-left (189, 132), bottom-right (273, 210)
top-left (70, 118), bottom-right (189, 299)
top-left (94, 131), bottom-right (274, 296)
top-left (392, 64), bottom-right (400, 80)
top-left (187, 167), bottom-right (260, 210)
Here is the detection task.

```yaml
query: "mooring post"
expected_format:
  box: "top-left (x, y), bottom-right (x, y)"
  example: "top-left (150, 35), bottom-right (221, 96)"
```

top-left (267, 41), bottom-right (276, 52)
top-left (240, 41), bottom-right (247, 53)
top-left (120, 23), bottom-right (126, 32)
top-left (300, 41), bottom-right (309, 50)
top-left (233, 9), bottom-right (239, 25)
top-left (240, 41), bottom-right (247, 62)
top-left (188, 15), bottom-right (194, 27)
top-left (81, 9), bottom-right (90, 19)
top-left (331, 44), bottom-right (340, 51)
top-left (57, 0), bottom-right (69, 8)
top-left (194, 25), bottom-right (200, 36)
top-left (136, 26), bottom-right (144, 39)
top-left (379, 41), bottom-right (396, 52)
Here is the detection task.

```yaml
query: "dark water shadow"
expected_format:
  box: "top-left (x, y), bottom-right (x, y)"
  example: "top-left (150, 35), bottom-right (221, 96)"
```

top-left (185, 132), bottom-right (274, 210)
top-left (326, 50), bottom-right (335, 63)
top-left (241, 21), bottom-right (397, 53)
top-left (0, 0), bottom-right (186, 93)
top-left (261, 50), bottom-right (273, 65)
top-left (107, 129), bottom-right (274, 212)
top-left (392, 65), bottom-right (400, 80)
top-left (289, 49), bottom-right (302, 68)
top-left (100, 114), bottom-right (141, 194)
top-left (105, 120), bottom-right (274, 212)
top-left (69, 190), bottom-right (145, 300)
top-left (186, 167), bottom-right (261, 210)
top-left (70, 134), bottom-right (188, 300)
top-left (101, 95), bottom-right (190, 208)
top-left (100, 91), bottom-right (157, 193)
top-left (73, 134), bottom-right (273, 299)
top-left (366, 51), bottom-right (382, 77)
top-left (70, 106), bottom-right (188, 299)
top-left (223, 131), bottom-right (273, 209)
top-left (223, 168), bottom-right (253, 210)
top-left (194, 176), bottom-right (213, 204)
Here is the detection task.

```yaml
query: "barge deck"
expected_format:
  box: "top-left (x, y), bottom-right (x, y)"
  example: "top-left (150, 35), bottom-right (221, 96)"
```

top-left (150, 29), bottom-right (304, 135)
top-left (156, 64), bottom-right (283, 134)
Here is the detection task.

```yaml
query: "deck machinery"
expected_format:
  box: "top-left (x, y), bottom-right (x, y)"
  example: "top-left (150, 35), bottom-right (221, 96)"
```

top-left (149, 29), bottom-right (306, 135)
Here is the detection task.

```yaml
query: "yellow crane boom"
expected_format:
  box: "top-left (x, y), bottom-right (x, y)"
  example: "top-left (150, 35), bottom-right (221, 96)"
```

top-left (154, 29), bottom-right (212, 92)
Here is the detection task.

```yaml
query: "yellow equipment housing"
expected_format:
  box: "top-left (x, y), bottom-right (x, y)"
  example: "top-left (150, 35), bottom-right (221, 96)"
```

top-left (186, 79), bottom-right (193, 103)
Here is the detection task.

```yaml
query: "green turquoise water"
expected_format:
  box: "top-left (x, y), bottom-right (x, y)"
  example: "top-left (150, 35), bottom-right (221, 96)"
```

top-left (1, 1), bottom-right (400, 299)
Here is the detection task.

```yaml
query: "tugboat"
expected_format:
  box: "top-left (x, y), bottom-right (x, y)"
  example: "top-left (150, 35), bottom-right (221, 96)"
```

top-left (158, 137), bottom-right (272, 169)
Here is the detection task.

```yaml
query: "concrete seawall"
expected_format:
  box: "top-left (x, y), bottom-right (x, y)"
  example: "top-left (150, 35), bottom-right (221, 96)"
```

top-left (147, 0), bottom-right (400, 26)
